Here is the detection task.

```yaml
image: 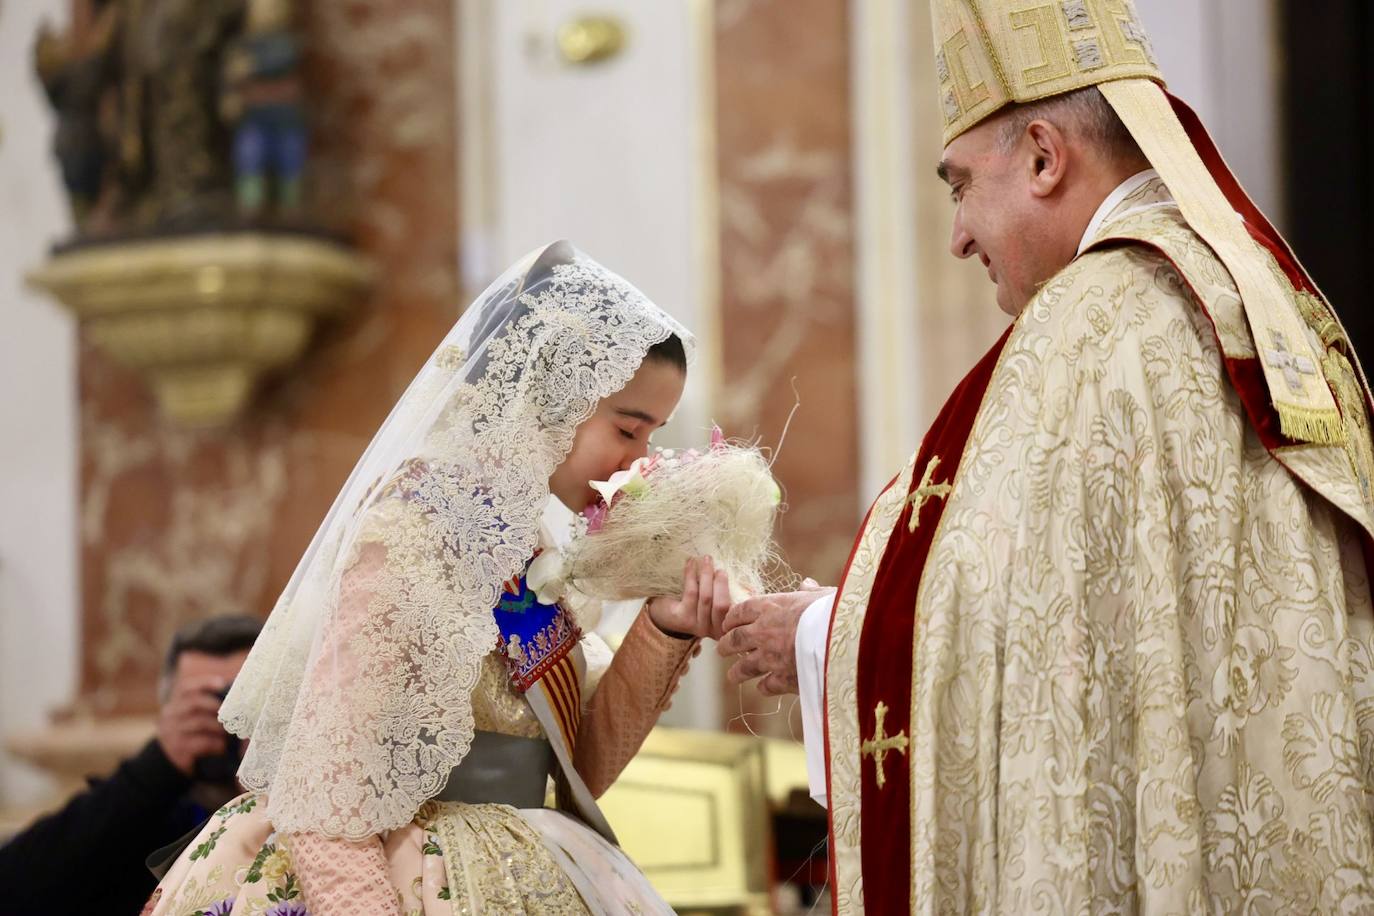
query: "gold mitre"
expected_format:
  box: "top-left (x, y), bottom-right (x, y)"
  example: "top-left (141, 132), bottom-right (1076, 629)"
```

top-left (930, 0), bottom-right (1345, 446)
top-left (932, 0), bottom-right (1161, 145)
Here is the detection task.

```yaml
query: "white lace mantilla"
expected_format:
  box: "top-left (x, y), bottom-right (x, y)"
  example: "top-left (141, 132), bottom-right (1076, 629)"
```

top-left (220, 242), bottom-right (692, 838)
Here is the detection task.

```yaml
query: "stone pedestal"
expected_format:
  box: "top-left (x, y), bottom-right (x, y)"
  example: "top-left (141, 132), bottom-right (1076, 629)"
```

top-left (29, 232), bottom-right (374, 428)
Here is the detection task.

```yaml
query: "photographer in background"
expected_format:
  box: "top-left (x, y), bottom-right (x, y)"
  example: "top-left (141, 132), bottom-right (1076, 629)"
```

top-left (0, 615), bottom-right (261, 915)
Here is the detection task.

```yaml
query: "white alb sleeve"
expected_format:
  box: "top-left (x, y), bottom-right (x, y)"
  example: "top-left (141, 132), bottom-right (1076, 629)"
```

top-left (795, 590), bottom-right (837, 808)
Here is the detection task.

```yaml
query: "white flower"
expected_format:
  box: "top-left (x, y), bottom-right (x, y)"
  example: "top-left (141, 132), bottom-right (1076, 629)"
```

top-left (526, 548), bottom-right (570, 605)
top-left (589, 456), bottom-right (652, 505)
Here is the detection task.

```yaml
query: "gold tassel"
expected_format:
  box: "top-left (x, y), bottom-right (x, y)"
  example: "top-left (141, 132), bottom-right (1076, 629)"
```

top-left (1277, 403), bottom-right (1345, 446)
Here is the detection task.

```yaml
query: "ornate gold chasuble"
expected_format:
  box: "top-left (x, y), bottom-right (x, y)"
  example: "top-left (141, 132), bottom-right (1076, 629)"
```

top-left (824, 183), bottom-right (1374, 913)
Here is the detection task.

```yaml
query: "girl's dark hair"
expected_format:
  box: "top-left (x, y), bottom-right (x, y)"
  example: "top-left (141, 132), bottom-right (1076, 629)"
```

top-left (645, 333), bottom-right (687, 372)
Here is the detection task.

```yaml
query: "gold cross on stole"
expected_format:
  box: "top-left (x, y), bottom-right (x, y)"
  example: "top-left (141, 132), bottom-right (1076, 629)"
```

top-left (905, 455), bottom-right (952, 532)
top-left (860, 700), bottom-right (909, 789)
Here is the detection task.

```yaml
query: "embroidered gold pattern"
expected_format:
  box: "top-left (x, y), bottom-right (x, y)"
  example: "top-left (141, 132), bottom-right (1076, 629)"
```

top-left (1291, 287), bottom-right (1374, 501)
top-left (860, 701), bottom-right (909, 790)
top-left (1010, 6), bottom-right (1073, 86)
top-left (432, 803), bottom-right (590, 914)
top-left (824, 455), bottom-right (918, 910)
top-left (905, 455), bottom-right (953, 532)
top-left (930, 0), bottom-right (1161, 144)
top-left (940, 26), bottom-right (993, 119)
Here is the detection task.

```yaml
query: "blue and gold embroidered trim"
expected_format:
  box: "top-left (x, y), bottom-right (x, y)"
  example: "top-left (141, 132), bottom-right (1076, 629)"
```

top-left (493, 562), bottom-right (580, 694)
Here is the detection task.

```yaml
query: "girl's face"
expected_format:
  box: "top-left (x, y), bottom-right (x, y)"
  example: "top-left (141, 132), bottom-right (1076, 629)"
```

top-left (548, 357), bottom-right (686, 511)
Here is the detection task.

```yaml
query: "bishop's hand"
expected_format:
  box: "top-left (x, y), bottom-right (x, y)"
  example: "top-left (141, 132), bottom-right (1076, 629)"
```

top-left (717, 582), bottom-right (831, 696)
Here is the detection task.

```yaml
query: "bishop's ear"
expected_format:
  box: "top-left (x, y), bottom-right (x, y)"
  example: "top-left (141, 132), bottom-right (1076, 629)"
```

top-left (1024, 119), bottom-right (1069, 198)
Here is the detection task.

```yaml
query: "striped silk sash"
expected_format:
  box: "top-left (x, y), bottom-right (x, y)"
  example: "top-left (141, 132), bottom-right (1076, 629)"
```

top-left (494, 564), bottom-right (618, 844)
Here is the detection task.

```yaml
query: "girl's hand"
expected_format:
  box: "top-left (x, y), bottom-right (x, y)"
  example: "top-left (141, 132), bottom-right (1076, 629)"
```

top-left (646, 556), bottom-right (731, 640)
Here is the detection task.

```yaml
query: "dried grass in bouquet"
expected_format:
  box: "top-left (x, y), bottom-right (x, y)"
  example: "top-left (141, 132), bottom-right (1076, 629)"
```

top-left (566, 429), bottom-right (790, 603)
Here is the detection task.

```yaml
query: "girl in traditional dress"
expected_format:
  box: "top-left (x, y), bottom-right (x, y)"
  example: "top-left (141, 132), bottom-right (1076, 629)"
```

top-left (143, 241), bottom-right (732, 915)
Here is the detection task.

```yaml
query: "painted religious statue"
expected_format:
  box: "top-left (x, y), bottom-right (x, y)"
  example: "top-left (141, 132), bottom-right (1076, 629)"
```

top-left (32, 0), bottom-right (309, 238)
top-left (33, 0), bottom-right (121, 225)
top-left (220, 0), bottom-right (305, 217)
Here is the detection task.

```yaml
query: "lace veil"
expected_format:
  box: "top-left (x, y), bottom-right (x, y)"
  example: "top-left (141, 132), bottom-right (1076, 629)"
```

top-left (220, 241), bottom-right (693, 838)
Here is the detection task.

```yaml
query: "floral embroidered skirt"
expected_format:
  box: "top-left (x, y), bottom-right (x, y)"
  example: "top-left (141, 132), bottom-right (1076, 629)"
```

top-left (142, 793), bottom-right (670, 915)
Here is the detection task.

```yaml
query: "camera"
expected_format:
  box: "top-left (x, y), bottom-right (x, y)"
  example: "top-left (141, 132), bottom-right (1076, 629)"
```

top-left (191, 683), bottom-right (241, 784)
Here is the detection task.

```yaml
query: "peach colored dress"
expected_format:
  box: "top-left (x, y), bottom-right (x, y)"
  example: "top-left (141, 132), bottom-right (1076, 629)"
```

top-left (142, 606), bottom-right (698, 916)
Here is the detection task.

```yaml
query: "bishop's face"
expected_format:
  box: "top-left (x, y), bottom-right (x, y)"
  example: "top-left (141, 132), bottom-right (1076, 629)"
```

top-left (937, 118), bottom-right (1066, 317)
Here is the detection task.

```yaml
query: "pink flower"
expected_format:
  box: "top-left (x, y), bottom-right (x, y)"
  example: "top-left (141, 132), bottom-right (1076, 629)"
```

top-left (582, 500), bottom-right (608, 534)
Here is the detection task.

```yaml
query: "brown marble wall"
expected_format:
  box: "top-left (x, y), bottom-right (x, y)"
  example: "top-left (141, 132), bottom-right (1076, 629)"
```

top-left (75, 0), bottom-right (460, 715)
top-left (715, 0), bottom-right (860, 586)
top-left (714, 0), bottom-right (860, 734)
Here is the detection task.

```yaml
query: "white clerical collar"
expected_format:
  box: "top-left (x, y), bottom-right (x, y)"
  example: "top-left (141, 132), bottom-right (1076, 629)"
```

top-left (1077, 168), bottom-right (1160, 256)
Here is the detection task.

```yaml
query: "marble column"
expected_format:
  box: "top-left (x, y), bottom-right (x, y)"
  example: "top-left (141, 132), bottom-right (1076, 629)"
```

top-left (714, 0), bottom-right (861, 736)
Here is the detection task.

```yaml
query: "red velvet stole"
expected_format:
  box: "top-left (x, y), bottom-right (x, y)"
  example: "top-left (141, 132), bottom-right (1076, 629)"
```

top-left (832, 326), bottom-right (1011, 912)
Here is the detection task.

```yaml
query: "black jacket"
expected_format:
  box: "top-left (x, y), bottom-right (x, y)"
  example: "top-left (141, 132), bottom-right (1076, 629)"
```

top-left (0, 739), bottom-right (207, 915)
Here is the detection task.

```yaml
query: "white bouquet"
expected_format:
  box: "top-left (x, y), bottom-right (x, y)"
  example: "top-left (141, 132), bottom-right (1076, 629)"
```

top-left (566, 428), bottom-right (786, 603)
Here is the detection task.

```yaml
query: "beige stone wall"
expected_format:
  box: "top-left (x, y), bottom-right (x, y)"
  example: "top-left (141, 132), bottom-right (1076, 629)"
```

top-left (0, 0), bottom-right (81, 809)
